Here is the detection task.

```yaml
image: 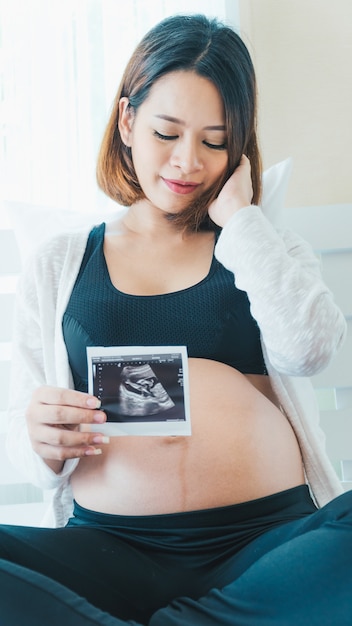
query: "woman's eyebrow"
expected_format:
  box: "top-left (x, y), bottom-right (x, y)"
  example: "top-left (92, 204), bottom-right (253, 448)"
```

top-left (154, 114), bottom-right (226, 131)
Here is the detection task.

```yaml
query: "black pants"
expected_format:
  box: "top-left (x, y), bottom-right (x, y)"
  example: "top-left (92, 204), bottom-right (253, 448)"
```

top-left (0, 485), bottom-right (351, 625)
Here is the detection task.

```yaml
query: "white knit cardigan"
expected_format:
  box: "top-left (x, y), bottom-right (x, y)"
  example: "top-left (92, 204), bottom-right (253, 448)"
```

top-left (6, 206), bottom-right (346, 527)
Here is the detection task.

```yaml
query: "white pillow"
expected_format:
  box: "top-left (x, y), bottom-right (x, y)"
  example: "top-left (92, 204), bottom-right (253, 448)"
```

top-left (3, 157), bottom-right (292, 265)
top-left (260, 157), bottom-right (292, 223)
top-left (3, 201), bottom-right (123, 265)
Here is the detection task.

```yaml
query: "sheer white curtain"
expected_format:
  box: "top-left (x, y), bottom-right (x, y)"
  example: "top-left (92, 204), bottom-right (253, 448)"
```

top-left (0, 0), bottom-right (239, 222)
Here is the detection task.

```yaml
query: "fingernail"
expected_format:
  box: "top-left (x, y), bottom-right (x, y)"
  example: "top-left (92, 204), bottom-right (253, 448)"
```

top-left (92, 435), bottom-right (110, 444)
top-left (85, 448), bottom-right (102, 456)
top-left (86, 397), bottom-right (101, 409)
top-left (93, 412), bottom-right (106, 423)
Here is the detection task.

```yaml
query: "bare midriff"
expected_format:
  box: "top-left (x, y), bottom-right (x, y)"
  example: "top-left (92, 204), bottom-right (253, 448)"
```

top-left (71, 358), bottom-right (305, 515)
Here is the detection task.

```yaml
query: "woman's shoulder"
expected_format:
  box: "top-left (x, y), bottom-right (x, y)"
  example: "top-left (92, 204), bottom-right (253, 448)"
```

top-left (36, 225), bottom-right (99, 265)
top-left (18, 225), bottom-right (99, 296)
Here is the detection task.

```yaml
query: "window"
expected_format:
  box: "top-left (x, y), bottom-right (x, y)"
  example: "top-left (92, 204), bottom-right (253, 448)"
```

top-left (0, 0), bottom-right (239, 221)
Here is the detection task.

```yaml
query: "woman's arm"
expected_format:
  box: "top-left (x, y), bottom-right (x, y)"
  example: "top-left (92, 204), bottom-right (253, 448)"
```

top-left (215, 206), bottom-right (346, 376)
top-left (6, 237), bottom-right (107, 489)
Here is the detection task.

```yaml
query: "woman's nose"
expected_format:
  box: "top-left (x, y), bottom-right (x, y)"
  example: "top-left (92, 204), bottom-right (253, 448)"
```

top-left (170, 138), bottom-right (203, 174)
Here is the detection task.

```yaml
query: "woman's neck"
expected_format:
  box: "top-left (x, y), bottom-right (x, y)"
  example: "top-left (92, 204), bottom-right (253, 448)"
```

top-left (121, 201), bottom-right (190, 240)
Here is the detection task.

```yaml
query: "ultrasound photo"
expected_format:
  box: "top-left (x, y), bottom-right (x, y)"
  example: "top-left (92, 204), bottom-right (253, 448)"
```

top-left (87, 346), bottom-right (191, 436)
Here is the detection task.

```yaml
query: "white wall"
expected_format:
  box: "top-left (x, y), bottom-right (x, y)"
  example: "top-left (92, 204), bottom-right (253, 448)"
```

top-left (239, 0), bottom-right (352, 208)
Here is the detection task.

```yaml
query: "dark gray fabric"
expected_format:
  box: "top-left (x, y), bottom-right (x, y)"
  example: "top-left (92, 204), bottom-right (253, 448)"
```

top-left (1, 488), bottom-right (352, 624)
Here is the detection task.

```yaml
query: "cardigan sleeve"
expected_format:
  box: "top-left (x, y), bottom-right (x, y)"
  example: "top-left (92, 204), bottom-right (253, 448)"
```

top-left (215, 206), bottom-right (347, 376)
top-left (6, 238), bottom-right (80, 490)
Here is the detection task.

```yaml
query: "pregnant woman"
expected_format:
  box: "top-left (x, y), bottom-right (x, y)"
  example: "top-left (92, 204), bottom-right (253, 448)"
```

top-left (2, 14), bottom-right (351, 626)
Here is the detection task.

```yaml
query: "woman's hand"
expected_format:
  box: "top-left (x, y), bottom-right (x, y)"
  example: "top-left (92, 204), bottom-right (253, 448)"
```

top-left (208, 155), bottom-right (253, 227)
top-left (26, 386), bottom-right (109, 473)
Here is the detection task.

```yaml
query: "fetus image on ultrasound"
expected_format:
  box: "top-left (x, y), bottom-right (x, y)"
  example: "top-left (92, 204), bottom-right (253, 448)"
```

top-left (118, 364), bottom-right (175, 416)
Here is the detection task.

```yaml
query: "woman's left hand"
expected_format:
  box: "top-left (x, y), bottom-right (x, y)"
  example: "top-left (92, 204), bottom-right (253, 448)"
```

top-left (208, 155), bottom-right (253, 227)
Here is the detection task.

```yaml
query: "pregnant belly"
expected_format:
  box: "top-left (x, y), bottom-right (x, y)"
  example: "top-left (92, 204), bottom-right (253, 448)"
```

top-left (71, 359), bottom-right (305, 515)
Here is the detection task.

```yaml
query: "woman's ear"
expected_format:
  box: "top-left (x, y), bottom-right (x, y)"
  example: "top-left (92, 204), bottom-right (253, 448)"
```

top-left (118, 97), bottom-right (134, 147)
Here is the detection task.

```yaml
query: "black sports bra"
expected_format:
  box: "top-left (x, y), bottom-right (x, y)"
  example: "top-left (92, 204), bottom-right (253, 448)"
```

top-left (63, 224), bottom-right (266, 391)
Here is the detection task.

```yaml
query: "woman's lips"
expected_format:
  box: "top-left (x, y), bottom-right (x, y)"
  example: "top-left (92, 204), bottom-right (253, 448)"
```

top-left (162, 178), bottom-right (200, 195)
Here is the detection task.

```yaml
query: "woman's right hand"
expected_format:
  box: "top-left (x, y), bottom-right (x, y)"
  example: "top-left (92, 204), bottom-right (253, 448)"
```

top-left (26, 386), bottom-right (109, 473)
top-left (208, 155), bottom-right (253, 227)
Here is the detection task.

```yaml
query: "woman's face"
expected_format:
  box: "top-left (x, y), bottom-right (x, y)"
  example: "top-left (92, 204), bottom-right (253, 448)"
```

top-left (119, 70), bottom-right (228, 215)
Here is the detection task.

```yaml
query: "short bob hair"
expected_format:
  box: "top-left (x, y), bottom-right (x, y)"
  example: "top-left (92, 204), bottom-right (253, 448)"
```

top-left (97, 14), bottom-right (262, 231)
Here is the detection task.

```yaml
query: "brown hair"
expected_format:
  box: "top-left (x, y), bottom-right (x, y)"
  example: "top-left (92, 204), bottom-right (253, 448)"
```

top-left (97, 14), bottom-right (262, 231)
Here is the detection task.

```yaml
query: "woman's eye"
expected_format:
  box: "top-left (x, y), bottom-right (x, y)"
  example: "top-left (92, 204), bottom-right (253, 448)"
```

top-left (203, 141), bottom-right (227, 151)
top-left (153, 130), bottom-right (178, 141)
top-left (153, 130), bottom-right (226, 150)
